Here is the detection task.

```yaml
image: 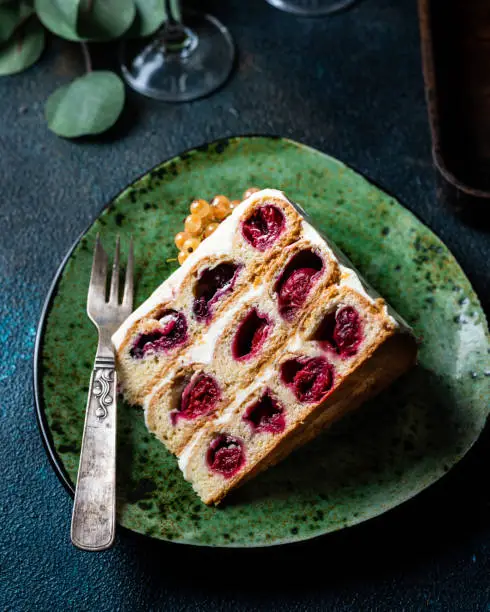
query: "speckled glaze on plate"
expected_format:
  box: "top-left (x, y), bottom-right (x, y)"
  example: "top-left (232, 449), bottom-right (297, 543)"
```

top-left (35, 136), bottom-right (490, 547)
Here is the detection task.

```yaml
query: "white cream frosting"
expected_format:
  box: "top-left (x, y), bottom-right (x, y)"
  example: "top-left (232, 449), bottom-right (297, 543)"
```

top-left (111, 189), bottom-right (291, 350)
top-left (300, 220), bottom-right (337, 261)
top-left (339, 265), bottom-right (377, 305)
top-left (286, 332), bottom-right (304, 353)
top-left (177, 429), bottom-right (205, 477)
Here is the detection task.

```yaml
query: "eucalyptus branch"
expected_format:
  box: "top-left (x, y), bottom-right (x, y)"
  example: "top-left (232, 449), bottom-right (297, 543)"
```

top-left (0, 0), bottom-right (166, 137)
top-left (15, 11), bottom-right (36, 36)
top-left (80, 41), bottom-right (92, 73)
top-left (164, 0), bottom-right (182, 24)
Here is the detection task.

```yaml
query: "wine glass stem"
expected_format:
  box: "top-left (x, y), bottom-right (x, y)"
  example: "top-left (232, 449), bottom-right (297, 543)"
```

top-left (161, 0), bottom-right (196, 53)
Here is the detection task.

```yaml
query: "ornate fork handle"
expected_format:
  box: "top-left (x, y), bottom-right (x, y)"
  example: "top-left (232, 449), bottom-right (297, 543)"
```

top-left (71, 354), bottom-right (117, 551)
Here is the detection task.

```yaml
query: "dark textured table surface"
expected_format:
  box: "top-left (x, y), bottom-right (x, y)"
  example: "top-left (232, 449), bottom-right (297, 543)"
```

top-left (1, 0), bottom-right (489, 610)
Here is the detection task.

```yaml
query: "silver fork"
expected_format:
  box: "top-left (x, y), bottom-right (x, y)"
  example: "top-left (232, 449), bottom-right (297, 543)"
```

top-left (71, 235), bottom-right (133, 551)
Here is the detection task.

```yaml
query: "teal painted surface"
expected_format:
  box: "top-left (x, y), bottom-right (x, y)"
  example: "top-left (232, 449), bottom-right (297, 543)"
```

top-left (39, 137), bottom-right (489, 546)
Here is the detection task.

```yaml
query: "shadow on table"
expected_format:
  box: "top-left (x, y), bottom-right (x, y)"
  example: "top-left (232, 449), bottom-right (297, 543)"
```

top-left (120, 401), bottom-right (489, 596)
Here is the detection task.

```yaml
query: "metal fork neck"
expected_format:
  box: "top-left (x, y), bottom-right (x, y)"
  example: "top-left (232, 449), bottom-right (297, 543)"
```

top-left (96, 330), bottom-right (116, 363)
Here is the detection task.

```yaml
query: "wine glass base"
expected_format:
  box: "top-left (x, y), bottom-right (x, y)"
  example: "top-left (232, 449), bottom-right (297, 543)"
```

top-left (265, 0), bottom-right (357, 16)
top-left (120, 12), bottom-right (235, 102)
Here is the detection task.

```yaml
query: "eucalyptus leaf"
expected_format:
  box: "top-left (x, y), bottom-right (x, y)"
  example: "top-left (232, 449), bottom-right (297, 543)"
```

top-left (45, 71), bottom-right (125, 138)
top-left (0, 17), bottom-right (45, 75)
top-left (35, 0), bottom-right (81, 41)
top-left (77, 0), bottom-right (135, 41)
top-left (127, 0), bottom-right (165, 38)
top-left (0, 2), bottom-right (34, 44)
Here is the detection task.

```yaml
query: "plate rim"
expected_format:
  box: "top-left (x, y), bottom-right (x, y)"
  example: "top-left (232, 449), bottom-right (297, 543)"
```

top-left (33, 133), bottom-right (489, 548)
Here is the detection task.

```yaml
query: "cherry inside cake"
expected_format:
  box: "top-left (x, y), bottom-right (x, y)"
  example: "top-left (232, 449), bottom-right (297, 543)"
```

top-left (170, 373), bottom-right (221, 425)
top-left (241, 204), bottom-right (285, 251)
top-left (193, 263), bottom-right (242, 323)
top-left (232, 309), bottom-right (271, 361)
top-left (130, 310), bottom-right (188, 359)
top-left (275, 248), bottom-right (324, 320)
top-left (313, 305), bottom-right (363, 357)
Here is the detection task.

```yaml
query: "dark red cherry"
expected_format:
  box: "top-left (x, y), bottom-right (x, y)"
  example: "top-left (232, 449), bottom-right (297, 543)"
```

top-left (241, 205), bottom-right (285, 251)
top-left (275, 249), bottom-right (323, 321)
top-left (206, 434), bottom-right (245, 478)
top-left (130, 311), bottom-right (187, 358)
top-left (193, 263), bottom-right (242, 323)
top-left (171, 374), bottom-right (221, 425)
top-left (313, 306), bottom-right (362, 358)
top-left (232, 309), bottom-right (271, 361)
top-left (281, 356), bottom-right (334, 403)
top-left (333, 306), bottom-right (362, 356)
top-left (243, 391), bottom-right (285, 434)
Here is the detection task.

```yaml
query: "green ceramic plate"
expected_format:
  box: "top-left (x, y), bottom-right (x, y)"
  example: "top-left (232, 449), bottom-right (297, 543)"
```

top-left (35, 136), bottom-right (490, 547)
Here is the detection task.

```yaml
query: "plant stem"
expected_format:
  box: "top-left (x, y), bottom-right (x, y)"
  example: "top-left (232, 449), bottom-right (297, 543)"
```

top-left (164, 0), bottom-right (183, 25)
top-left (16, 12), bottom-right (35, 35)
top-left (14, 12), bottom-right (35, 52)
top-left (81, 42), bottom-right (92, 73)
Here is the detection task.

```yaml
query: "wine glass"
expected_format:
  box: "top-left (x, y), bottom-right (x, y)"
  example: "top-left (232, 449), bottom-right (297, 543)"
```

top-left (265, 0), bottom-right (356, 16)
top-left (120, 1), bottom-right (235, 102)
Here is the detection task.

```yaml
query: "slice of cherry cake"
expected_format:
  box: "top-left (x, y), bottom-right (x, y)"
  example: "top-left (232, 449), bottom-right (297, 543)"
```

top-left (112, 189), bottom-right (417, 504)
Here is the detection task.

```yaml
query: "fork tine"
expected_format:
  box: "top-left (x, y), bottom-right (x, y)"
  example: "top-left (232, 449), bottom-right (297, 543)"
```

top-left (109, 236), bottom-right (120, 304)
top-left (88, 234), bottom-right (108, 305)
top-left (122, 236), bottom-right (134, 311)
